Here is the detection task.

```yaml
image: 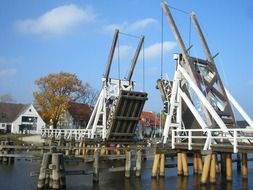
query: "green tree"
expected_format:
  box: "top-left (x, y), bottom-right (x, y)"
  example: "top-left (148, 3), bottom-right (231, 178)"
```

top-left (33, 72), bottom-right (88, 128)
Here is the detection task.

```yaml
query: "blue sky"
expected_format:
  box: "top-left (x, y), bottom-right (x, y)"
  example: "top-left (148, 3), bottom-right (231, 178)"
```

top-left (0, 0), bottom-right (253, 119)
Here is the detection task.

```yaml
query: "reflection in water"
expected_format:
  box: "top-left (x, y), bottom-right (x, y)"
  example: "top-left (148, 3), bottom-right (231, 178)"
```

top-left (177, 176), bottom-right (188, 190)
top-left (151, 178), bottom-right (165, 190)
top-left (0, 158), bottom-right (253, 190)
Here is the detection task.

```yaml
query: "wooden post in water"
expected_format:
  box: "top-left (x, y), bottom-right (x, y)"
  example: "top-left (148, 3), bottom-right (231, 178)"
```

top-left (159, 153), bottom-right (165, 177)
top-left (177, 152), bottom-right (183, 175)
top-left (151, 153), bottom-right (160, 178)
top-left (59, 153), bottom-right (66, 188)
top-left (93, 148), bottom-right (100, 183)
top-left (241, 153), bottom-right (248, 179)
top-left (226, 153), bottom-right (232, 181)
top-left (193, 153), bottom-right (198, 174)
top-left (125, 149), bottom-right (131, 178)
top-left (197, 153), bottom-right (203, 174)
top-left (38, 153), bottom-right (50, 189)
top-left (52, 153), bottom-right (60, 189)
top-left (209, 153), bottom-right (216, 184)
top-left (136, 149), bottom-right (142, 177)
top-left (181, 152), bottom-right (188, 176)
top-left (201, 154), bottom-right (211, 184)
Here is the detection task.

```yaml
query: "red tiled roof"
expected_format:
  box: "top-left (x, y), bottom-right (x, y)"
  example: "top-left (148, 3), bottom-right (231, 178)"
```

top-left (140, 111), bottom-right (160, 127)
top-left (68, 102), bottom-right (92, 121)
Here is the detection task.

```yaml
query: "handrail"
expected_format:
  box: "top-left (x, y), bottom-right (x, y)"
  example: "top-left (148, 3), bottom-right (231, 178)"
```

top-left (171, 128), bottom-right (253, 153)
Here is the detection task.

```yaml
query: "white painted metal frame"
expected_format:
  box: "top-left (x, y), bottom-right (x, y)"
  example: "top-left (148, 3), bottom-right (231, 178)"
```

top-left (225, 88), bottom-right (253, 128)
top-left (171, 128), bottom-right (253, 153)
top-left (85, 78), bottom-right (134, 139)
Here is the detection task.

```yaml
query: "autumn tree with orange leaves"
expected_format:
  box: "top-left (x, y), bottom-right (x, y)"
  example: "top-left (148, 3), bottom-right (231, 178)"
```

top-left (33, 72), bottom-right (90, 128)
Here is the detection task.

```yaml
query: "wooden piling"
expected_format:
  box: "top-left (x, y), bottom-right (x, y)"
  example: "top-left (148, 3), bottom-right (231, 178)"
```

top-left (209, 154), bottom-right (216, 184)
top-left (242, 153), bottom-right (248, 179)
top-left (201, 154), bottom-right (211, 184)
top-left (177, 153), bottom-right (183, 176)
top-left (59, 153), bottom-right (66, 188)
top-left (38, 153), bottom-right (50, 189)
top-left (159, 153), bottom-right (165, 177)
top-left (52, 153), bottom-right (60, 189)
top-left (125, 149), bottom-right (131, 178)
top-left (136, 149), bottom-right (142, 177)
top-left (197, 153), bottom-right (203, 174)
top-left (226, 153), bottom-right (232, 181)
top-left (193, 153), bottom-right (198, 174)
top-left (93, 149), bottom-right (99, 183)
top-left (152, 154), bottom-right (160, 178)
top-left (181, 152), bottom-right (188, 176)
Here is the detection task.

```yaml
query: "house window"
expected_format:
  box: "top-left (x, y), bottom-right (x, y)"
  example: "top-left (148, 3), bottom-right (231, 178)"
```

top-left (2, 124), bottom-right (5, 127)
top-left (29, 109), bottom-right (32, 112)
top-left (21, 116), bottom-right (37, 123)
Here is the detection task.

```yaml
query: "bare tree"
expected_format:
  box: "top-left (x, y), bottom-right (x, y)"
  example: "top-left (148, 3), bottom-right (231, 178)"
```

top-left (0, 93), bottom-right (16, 103)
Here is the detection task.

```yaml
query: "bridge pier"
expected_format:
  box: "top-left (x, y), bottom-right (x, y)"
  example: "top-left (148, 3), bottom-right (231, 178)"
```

top-left (242, 153), bottom-right (248, 179)
top-left (93, 148), bottom-right (100, 183)
top-left (209, 154), bottom-right (217, 184)
top-left (136, 149), bottom-right (142, 177)
top-left (125, 149), bottom-right (131, 178)
top-left (177, 153), bottom-right (182, 175)
top-left (159, 153), bottom-right (165, 177)
top-left (181, 152), bottom-right (188, 176)
top-left (201, 154), bottom-right (211, 184)
top-left (226, 153), bottom-right (232, 181)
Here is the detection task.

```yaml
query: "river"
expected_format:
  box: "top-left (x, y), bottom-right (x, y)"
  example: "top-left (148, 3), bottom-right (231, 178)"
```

top-left (0, 155), bottom-right (253, 190)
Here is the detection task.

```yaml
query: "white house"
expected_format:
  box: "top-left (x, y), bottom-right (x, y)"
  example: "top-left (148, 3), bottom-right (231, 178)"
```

top-left (0, 102), bottom-right (45, 134)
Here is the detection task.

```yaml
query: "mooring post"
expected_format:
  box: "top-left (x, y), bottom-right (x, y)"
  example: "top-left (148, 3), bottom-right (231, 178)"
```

top-left (197, 153), bottom-right (203, 174)
top-left (177, 152), bottom-right (183, 176)
top-left (226, 153), bottom-right (232, 181)
top-left (201, 154), bottom-right (211, 184)
top-left (125, 149), bottom-right (131, 178)
top-left (59, 153), bottom-right (66, 188)
top-left (242, 153), bottom-right (248, 179)
top-left (159, 153), bottom-right (165, 177)
top-left (52, 153), bottom-right (60, 189)
top-left (209, 153), bottom-right (216, 184)
top-left (136, 149), bottom-right (142, 177)
top-left (151, 153), bottom-right (160, 178)
top-left (93, 148), bottom-right (100, 183)
top-left (38, 153), bottom-right (50, 189)
top-left (193, 153), bottom-right (198, 174)
top-left (181, 152), bottom-right (188, 176)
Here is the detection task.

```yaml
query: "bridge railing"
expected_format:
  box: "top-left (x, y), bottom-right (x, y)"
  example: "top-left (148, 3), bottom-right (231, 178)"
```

top-left (171, 128), bottom-right (253, 153)
top-left (41, 128), bottom-right (99, 141)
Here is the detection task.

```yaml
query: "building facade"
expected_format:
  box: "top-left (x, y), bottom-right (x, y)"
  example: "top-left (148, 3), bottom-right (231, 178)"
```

top-left (58, 102), bottom-right (92, 129)
top-left (0, 103), bottom-right (45, 134)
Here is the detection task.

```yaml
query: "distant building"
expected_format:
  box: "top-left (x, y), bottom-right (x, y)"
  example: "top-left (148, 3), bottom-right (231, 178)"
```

top-left (0, 102), bottom-right (45, 134)
top-left (139, 111), bottom-right (161, 138)
top-left (58, 102), bottom-right (92, 129)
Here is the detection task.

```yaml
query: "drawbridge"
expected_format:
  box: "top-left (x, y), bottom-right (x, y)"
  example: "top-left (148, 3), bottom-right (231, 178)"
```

top-left (42, 30), bottom-right (147, 142)
top-left (157, 2), bottom-right (253, 153)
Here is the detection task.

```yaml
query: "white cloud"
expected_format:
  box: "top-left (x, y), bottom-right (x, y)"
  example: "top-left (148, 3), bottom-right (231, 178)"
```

top-left (144, 41), bottom-right (177, 59)
top-left (0, 69), bottom-right (17, 78)
top-left (104, 18), bottom-right (157, 33)
top-left (16, 4), bottom-right (95, 35)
